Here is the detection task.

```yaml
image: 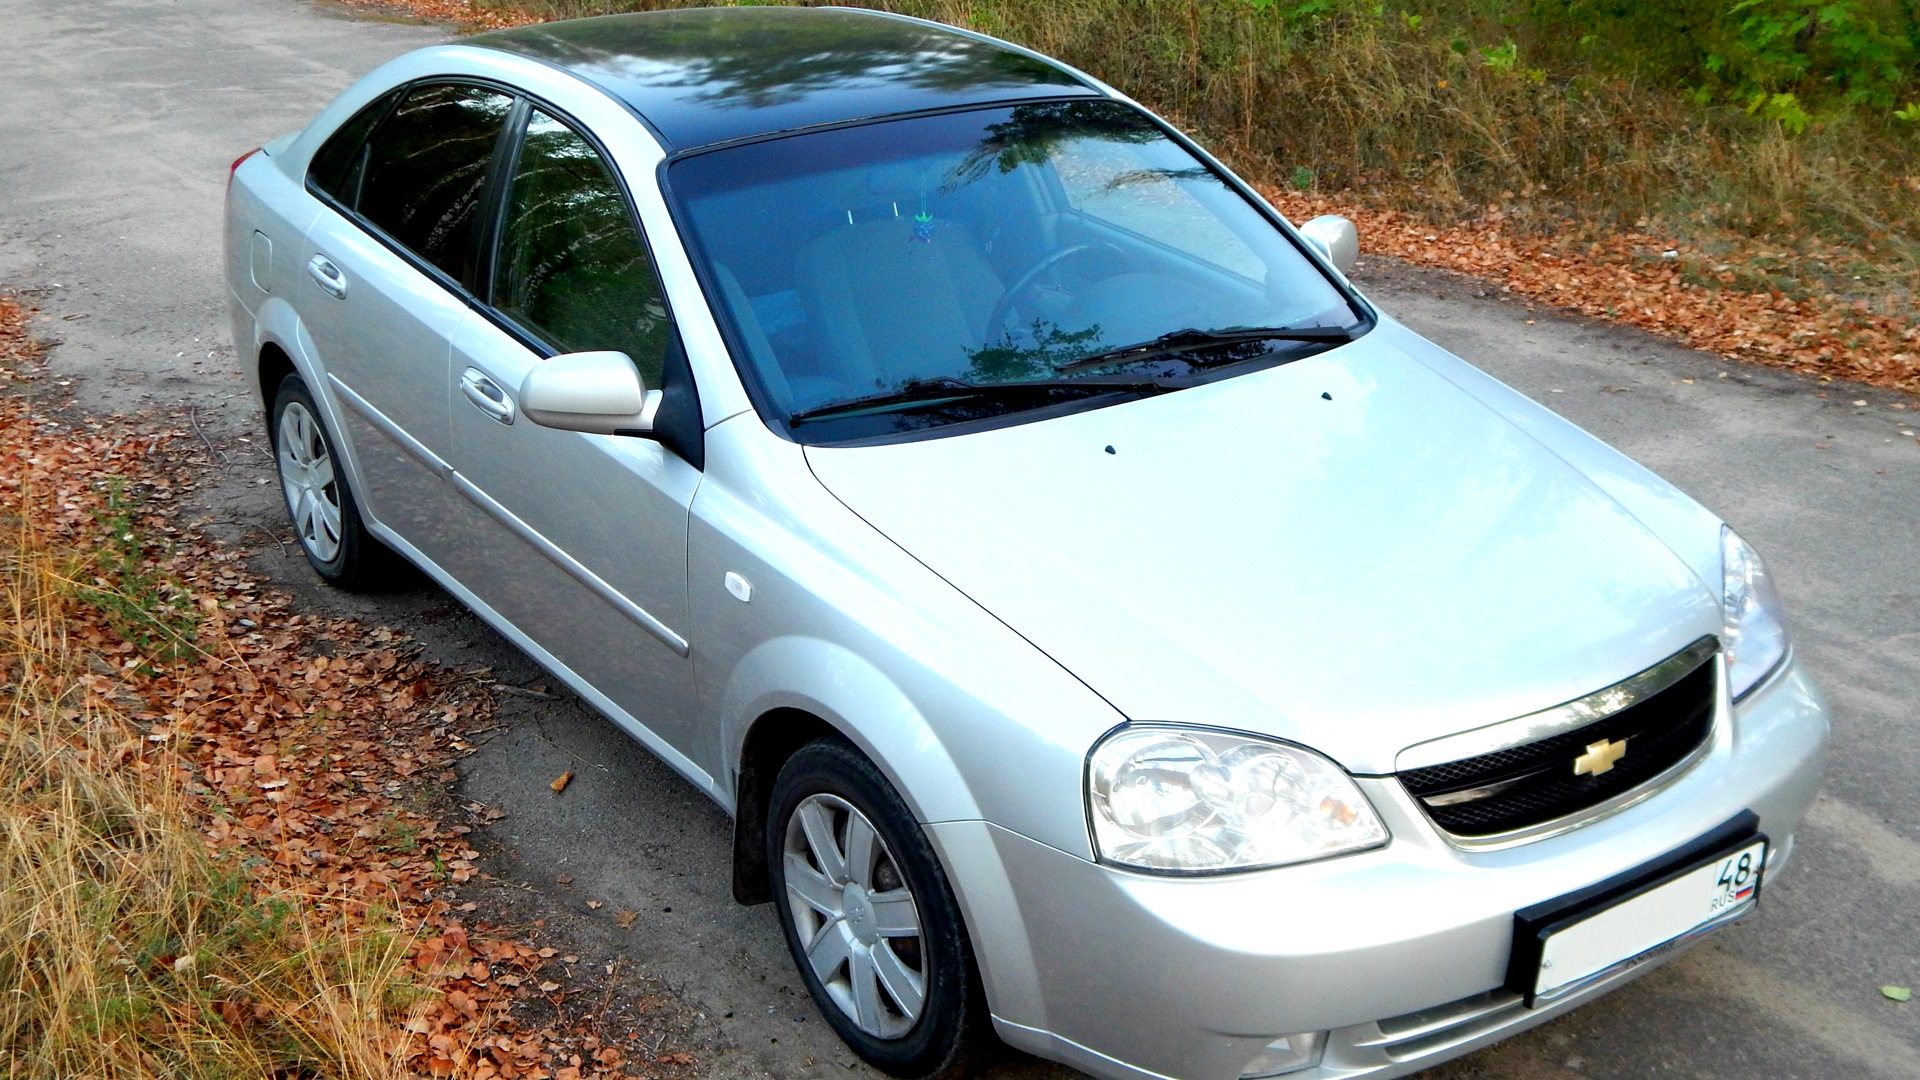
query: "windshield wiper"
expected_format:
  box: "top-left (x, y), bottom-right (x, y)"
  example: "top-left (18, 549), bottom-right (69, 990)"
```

top-left (787, 375), bottom-right (1174, 424)
top-left (1052, 324), bottom-right (1358, 375)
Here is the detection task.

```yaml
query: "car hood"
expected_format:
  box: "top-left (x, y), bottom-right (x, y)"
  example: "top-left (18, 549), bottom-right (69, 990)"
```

top-left (802, 336), bottom-right (1724, 774)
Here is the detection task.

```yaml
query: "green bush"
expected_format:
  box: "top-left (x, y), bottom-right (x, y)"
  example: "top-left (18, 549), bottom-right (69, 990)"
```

top-left (1526, 0), bottom-right (1916, 111)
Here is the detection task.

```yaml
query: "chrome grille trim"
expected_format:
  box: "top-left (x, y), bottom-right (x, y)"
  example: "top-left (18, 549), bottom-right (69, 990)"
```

top-left (1396, 636), bottom-right (1719, 772)
top-left (1433, 724), bottom-right (1716, 851)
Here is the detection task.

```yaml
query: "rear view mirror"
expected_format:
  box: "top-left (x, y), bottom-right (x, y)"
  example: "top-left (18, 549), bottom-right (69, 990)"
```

top-left (1298, 215), bottom-right (1359, 276)
top-left (520, 351), bottom-right (660, 436)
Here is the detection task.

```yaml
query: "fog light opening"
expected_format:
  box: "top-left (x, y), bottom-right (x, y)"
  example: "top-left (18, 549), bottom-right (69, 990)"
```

top-left (1239, 1031), bottom-right (1326, 1078)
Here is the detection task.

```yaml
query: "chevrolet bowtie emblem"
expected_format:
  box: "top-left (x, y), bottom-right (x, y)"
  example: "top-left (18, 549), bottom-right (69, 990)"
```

top-left (1574, 738), bottom-right (1628, 777)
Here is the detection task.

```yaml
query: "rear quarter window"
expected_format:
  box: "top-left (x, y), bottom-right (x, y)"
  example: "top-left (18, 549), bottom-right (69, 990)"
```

top-left (307, 88), bottom-right (403, 205)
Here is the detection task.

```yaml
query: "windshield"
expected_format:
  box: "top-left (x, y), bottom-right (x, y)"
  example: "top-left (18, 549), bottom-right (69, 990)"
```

top-left (669, 100), bottom-right (1366, 442)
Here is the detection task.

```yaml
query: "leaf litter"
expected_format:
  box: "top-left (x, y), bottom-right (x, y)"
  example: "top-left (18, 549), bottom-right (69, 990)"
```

top-left (1265, 190), bottom-right (1920, 396)
top-left (1, 292), bottom-right (698, 1078)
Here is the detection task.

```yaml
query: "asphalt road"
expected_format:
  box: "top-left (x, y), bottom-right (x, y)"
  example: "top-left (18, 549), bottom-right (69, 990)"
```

top-left (2, 0), bottom-right (1916, 1077)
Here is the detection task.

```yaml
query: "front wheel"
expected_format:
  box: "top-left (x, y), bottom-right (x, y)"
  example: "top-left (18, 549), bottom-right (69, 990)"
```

top-left (270, 374), bottom-right (399, 590)
top-left (767, 739), bottom-right (988, 1078)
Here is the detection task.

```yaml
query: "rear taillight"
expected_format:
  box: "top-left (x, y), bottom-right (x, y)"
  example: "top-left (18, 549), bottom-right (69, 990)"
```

top-left (227, 147), bottom-right (261, 192)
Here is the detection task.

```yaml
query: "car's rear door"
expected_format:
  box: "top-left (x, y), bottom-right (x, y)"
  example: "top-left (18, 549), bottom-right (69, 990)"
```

top-left (439, 104), bottom-right (707, 776)
top-left (299, 81), bottom-right (513, 565)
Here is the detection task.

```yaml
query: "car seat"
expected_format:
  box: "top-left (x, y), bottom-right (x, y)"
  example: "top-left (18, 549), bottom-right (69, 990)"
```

top-left (795, 162), bottom-right (1005, 391)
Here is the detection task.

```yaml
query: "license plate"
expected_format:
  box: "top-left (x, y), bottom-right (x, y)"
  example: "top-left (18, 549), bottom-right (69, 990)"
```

top-left (1507, 820), bottom-right (1767, 1006)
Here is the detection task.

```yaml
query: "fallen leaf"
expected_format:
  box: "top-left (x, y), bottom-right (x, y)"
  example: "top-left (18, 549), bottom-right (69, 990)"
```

top-left (1884, 985), bottom-right (1913, 1002)
top-left (0, 307), bottom-right (672, 1080)
top-left (585, 899), bottom-right (603, 910)
top-left (614, 910), bottom-right (637, 930)
top-left (550, 769), bottom-right (572, 794)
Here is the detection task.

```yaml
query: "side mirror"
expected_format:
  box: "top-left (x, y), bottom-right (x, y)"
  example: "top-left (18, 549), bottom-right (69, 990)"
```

top-left (519, 351), bottom-right (661, 436)
top-left (1298, 215), bottom-right (1359, 276)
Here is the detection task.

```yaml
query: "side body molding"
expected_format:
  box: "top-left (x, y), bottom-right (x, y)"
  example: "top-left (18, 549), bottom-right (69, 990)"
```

top-left (447, 471), bottom-right (690, 656)
top-left (344, 516), bottom-right (723, 803)
top-left (325, 373), bottom-right (690, 656)
top-left (327, 373), bottom-right (453, 479)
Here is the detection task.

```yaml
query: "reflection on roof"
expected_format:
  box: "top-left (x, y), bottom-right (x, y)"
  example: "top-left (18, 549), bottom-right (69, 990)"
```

top-left (467, 6), bottom-right (1100, 150)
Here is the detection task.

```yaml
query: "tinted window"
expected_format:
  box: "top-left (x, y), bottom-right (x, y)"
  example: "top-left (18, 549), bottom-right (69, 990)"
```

top-left (308, 88), bottom-right (403, 205)
top-left (356, 83), bottom-right (514, 282)
top-left (493, 109), bottom-right (667, 386)
top-left (670, 101), bottom-right (1362, 441)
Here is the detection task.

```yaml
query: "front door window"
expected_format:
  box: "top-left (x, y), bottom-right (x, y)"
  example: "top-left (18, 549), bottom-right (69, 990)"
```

top-left (493, 109), bottom-right (669, 387)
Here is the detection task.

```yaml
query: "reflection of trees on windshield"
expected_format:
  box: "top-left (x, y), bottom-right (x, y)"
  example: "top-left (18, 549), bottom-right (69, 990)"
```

top-left (942, 101), bottom-right (1161, 190)
top-left (1099, 166), bottom-right (1213, 196)
top-left (963, 321), bottom-right (1103, 382)
top-left (478, 10), bottom-right (1078, 111)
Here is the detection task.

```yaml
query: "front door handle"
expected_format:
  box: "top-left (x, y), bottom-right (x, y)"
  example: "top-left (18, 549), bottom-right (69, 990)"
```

top-left (460, 367), bottom-right (515, 425)
top-left (306, 254), bottom-right (348, 299)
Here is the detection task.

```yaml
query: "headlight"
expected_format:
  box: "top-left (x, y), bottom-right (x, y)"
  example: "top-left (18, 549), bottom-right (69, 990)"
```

top-left (1086, 727), bottom-right (1388, 873)
top-left (1721, 525), bottom-right (1789, 699)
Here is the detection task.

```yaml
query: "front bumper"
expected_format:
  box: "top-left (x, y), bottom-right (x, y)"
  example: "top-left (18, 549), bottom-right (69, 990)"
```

top-left (928, 658), bottom-right (1828, 1080)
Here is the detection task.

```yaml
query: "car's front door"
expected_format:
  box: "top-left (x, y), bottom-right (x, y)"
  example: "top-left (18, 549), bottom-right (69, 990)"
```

top-left (300, 82), bottom-right (513, 564)
top-left (440, 106), bottom-right (707, 780)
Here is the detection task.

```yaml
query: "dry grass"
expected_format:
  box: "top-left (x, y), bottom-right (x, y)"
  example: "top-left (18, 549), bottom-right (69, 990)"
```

top-left (0, 351), bottom-right (421, 1079)
top-left (0, 519), bottom-right (420, 1080)
top-left (0, 297), bottom-right (666, 1079)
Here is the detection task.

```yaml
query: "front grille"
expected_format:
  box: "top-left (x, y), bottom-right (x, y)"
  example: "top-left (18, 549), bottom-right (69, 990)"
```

top-left (1399, 653), bottom-right (1717, 838)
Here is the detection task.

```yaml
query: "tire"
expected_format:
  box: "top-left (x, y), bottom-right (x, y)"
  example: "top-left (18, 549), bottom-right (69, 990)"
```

top-left (767, 739), bottom-right (989, 1078)
top-left (269, 374), bottom-right (400, 590)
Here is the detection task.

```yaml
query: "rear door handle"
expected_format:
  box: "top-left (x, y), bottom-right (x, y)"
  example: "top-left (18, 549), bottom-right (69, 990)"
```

top-left (460, 367), bottom-right (515, 425)
top-left (306, 254), bottom-right (347, 299)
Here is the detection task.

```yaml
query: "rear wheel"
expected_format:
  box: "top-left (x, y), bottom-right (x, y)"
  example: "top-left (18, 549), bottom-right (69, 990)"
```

top-left (768, 739), bottom-right (988, 1078)
top-left (270, 374), bottom-right (398, 590)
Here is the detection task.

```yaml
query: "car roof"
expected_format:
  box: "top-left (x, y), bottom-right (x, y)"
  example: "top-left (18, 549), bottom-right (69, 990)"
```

top-left (465, 6), bottom-right (1103, 151)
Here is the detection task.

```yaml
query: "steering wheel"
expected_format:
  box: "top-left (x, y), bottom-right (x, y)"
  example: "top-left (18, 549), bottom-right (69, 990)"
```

top-left (985, 241), bottom-right (1126, 342)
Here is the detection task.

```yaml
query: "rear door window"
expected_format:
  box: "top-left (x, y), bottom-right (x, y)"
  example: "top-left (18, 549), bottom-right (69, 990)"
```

top-left (491, 108), bottom-right (668, 387)
top-left (353, 83), bottom-right (514, 283)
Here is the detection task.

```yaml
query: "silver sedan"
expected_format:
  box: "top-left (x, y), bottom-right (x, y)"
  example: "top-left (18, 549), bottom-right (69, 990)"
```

top-left (224, 8), bottom-right (1827, 1080)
